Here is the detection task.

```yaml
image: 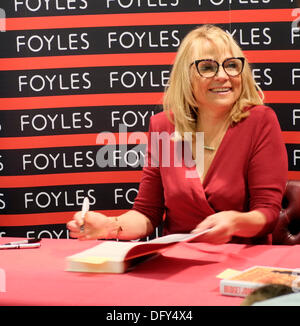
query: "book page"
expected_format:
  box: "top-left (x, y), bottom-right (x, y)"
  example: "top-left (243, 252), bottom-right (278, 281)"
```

top-left (149, 229), bottom-right (211, 244)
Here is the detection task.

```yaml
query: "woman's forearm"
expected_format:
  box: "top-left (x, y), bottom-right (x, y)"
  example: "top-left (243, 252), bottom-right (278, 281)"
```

top-left (233, 210), bottom-right (267, 238)
top-left (113, 210), bottom-right (155, 240)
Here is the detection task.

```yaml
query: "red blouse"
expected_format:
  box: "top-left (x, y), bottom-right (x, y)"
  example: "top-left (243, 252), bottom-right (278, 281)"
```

top-left (133, 106), bottom-right (288, 244)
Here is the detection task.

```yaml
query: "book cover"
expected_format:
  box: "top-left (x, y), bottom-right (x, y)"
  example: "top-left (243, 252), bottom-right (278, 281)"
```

top-left (65, 230), bottom-right (210, 273)
top-left (220, 266), bottom-right (300, 297)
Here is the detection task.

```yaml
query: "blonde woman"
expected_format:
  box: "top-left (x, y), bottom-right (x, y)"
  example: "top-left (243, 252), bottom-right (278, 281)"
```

top-left (67, 25), bottom-right (288, 244)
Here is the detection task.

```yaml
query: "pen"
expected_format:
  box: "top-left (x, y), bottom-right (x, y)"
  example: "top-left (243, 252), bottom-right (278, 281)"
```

top-left (80, 197), bottom-right (90, 232)
top-left (3, 238), bottom-right (41, 246)
top-left (0, 243), bottom-right (41, 250)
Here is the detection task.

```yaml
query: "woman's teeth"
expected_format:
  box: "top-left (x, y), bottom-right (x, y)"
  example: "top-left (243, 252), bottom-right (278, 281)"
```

top-left (211, 87), bottom-right (231, 93)
top-left (210, 88), bottom-right (231, 93)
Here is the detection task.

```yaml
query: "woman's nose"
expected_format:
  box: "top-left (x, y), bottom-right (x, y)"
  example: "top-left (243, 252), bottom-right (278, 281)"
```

top-left (214, 66), bottom-right (229, 80)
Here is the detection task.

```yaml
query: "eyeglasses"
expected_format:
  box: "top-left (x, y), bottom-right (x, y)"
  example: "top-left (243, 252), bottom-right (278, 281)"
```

top-left (191, 57), bottom-right (245, 78)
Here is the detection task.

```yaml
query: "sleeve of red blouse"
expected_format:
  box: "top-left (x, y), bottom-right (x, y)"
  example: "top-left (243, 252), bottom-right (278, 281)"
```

top-left (247, 107), bottom-right (288, 236)
top-left (132, 117), bottom-right (165, 229)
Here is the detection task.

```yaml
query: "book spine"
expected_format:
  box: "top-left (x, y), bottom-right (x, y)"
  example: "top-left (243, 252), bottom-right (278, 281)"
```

top-left (220, 280), bottom-right (260, 297)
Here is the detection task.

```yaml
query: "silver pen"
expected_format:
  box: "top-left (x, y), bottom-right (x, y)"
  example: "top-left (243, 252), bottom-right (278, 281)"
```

top-left (0, 243), bottom-right (41, 249)
top-left (80, 197), bottom-right (90, 232)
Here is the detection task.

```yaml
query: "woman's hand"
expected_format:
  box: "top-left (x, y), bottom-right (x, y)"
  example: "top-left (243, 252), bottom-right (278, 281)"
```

top-left (191, 211), bottom-right (240, 244)
top-left (191, 210), bottom-right (267, 244)
top-left (67, 209), bottom-right (155, 241)
top-left (67, 211), bottom-right (119, 240)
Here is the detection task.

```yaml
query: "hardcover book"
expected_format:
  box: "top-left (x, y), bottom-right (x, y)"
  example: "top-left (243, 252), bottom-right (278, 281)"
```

top-left (220, 266), bottom-right (300, 297)
top-left (66, 230), bottom-right (210, 273)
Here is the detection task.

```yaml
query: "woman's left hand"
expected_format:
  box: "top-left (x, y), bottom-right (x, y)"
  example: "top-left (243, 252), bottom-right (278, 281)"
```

top-left (191, 210), bottom-right (239, 244)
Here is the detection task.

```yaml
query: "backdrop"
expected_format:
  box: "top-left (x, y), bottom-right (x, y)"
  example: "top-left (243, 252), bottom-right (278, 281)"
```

top-left (0, 0), bottom-right (299, 239)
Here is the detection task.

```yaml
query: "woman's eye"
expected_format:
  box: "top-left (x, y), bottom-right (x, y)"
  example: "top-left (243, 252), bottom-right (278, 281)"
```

top-left (227, 63), bottom-right (237, 69)
top-left (200, 65), bottom-right (214, 71)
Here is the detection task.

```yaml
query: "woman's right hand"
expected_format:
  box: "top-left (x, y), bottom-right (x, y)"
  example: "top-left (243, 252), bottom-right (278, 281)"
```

top-left (67, 211), bottom-right (118, 240)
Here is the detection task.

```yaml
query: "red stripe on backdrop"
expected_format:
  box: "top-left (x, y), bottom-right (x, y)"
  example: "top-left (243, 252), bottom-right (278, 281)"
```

top-left (288, 171), bottom-right (300, 181)
top-left (264, 91), bottom-right (300, 104)
top-left (0, 132), bottom-right (148, 149)
top-left (0, 50), bottom-right (299, 71)
top-left (282, 132), bottom-right (300, 144)
top-left (5, 9), bottom-right (294, 31)
top-left (0, 53), bottom-right (177, 70)
top-left (0, 209), bottom-right (129, 226)
top-left (0, 171), bottom-right (143, 188)
top-left (0, 93), bottom-right (164, 110)
top-left (244, 50), bottom-right (300, 64)
top-left (0, 91), bottom-right (299, 111)
top-left (6, 11), bottom-right (229, 30)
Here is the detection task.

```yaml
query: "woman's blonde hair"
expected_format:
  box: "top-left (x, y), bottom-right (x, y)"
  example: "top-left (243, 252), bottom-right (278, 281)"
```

top-left (163, 24), bottom-right (264, 136)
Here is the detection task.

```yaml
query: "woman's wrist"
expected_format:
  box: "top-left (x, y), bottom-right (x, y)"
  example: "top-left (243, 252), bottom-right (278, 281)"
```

top-left (105, 216), bottom-right (123, 239)
top-left (232, 210), bottom-right (267, 238)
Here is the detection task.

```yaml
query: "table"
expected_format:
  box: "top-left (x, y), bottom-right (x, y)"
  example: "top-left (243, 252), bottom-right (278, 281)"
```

top-left (0, 237), bottom-right (300, 306)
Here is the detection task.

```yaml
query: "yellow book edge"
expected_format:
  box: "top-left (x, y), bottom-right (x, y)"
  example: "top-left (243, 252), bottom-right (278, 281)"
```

top-left (216, 268), bottom-right (242, 279)
top-left (71, 256), bottom-right (108, 265)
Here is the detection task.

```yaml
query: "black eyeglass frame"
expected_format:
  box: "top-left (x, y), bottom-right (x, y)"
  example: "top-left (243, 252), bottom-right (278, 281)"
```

top-left (191, 57), bottom-right (245, 78)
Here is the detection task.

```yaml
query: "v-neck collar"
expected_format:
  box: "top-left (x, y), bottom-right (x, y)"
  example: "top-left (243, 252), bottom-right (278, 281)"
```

top-left (201, 124), bottom-right (232, 187)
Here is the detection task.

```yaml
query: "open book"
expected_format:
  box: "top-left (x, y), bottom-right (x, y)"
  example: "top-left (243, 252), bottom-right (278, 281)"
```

top-left (66, 230), bottom-right (210, 273)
